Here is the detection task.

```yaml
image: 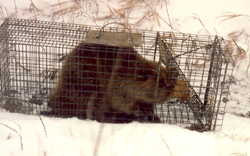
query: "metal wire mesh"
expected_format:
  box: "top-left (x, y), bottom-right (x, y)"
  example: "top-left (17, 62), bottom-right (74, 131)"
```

top-left (0, 18), bottom-right (234, 131)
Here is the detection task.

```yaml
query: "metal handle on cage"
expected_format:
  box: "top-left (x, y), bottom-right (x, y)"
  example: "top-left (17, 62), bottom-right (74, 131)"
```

top-left (96, 22), bottom-right (134, 43)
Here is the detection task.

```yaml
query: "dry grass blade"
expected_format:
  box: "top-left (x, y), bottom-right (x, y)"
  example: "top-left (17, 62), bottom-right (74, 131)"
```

top-left (217, 12), bottom-right (250, 22)
top-left (102, 0), bottom-right (125, 18)
top-left (228, 30), bottom-right (245, 41)
top-left (226, 30), bottom-right (249, 71)
top-left (95, 15), bottom-right (112, 21)
top-left (57, 0), bottom-right (65, 22)
top-left (0, 3), bottom-right (15, 19)
top-left (0, 122), bottom-right (23, 150)
top-left (120, 0), bottom-right (133, 6)
top-left (93, 123), bottom-right (104, 156)
top-left (22, 0), bottom-right (45, 19)
top-left (232, 40), bottom-right (247, 62)
top-left (161, 135), bottom-right (173, 156)
top-left (155, 12), bottom-right (161, 26)
top-left (142, 0), bottom-right (177, 31)
top-left (0, 5), bottom-right (6, 19)
top-left (13, 55), bottom-right (29, 72)
top-left (164, 1), bottom-right (173, 32)
top-left (135, 14), bottom-right (147, 25)
top-left (53, 4), bottom-right (78, 15)
top-left (7, 133), bottom-right (12, 140)
top-left (50, 1), bottom-right (69, 7)
top-left (113, 7), bottom-right (125, 18)
top-left (38, 113), bottom-right (47, 138)
top-left (230, 152), bottom-right (248, 156)
top-left (118, 0), bottom-right (176, 31)
top-left (106, 4), bottom-right (115, 16)
top-left (214, 130), bottom-right (234, 141)
top-left (14, 0), bottom-right (18, 14)
top-left (226, 40), bottom-right (234, 56)
top-left (186, 13), bottom-right (210, 35)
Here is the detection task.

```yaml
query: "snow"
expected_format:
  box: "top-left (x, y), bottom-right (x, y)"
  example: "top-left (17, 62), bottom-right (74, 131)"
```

top-left (0, 0), bottom-right (250, 155)
top-left (1, 112), bottom-right (250, 156)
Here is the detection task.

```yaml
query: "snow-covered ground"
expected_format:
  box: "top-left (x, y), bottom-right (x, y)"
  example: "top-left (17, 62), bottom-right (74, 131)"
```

top-left (0, 0), bottom-right (250, 155)
top-left (1, 112), bottom-right (250, 156)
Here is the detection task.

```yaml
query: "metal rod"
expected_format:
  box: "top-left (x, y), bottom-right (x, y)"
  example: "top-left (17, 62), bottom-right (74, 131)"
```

top-left (204, 35), bottom-right (218, 130)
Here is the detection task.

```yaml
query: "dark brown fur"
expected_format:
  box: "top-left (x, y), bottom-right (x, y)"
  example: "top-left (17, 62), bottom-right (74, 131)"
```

top-left (44, 43), bottom-right (179, 123)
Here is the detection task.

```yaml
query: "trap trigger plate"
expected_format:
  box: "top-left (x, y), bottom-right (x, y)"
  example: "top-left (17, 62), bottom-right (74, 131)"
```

top-left (85, 30), bottom-right (142, 47)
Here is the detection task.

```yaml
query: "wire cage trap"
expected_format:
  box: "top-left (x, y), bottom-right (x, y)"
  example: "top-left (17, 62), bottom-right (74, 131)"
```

top-left (0, 18), bottom-right (234, 131)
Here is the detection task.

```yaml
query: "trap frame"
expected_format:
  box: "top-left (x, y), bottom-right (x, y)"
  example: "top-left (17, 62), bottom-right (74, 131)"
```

top-left (0, 18), bottom-right (233, 131)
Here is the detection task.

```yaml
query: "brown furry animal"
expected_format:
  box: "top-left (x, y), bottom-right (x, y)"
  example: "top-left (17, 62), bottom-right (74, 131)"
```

top-left (43, 43), bottom-right (180, 123)
top-left (170, 80), bottom-right (190, 102)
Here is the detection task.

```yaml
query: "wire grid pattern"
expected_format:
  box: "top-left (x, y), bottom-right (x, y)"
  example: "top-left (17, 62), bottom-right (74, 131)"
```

top-left (0, 18), bottom-right (233, 130)
top-left (160, 33), bottom-right (234, 130)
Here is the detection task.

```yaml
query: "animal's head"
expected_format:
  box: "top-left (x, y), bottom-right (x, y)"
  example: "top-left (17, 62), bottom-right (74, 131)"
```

top-left (117, 59), bottom-right (179, 104)
top-left (169, 79), bottom-right (191, 102)
top-left (111, 48), bottom-right (181, 104)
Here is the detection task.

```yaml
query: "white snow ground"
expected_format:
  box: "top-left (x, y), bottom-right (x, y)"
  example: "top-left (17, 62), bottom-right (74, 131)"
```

top-left (0, 0), bottom-right (250, 155)
top-left (1, 112), bottom-right (250, 156)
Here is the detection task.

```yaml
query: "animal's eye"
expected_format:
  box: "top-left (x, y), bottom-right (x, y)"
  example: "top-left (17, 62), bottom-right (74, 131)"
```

top-left (143, 74), bottom-right (148, 81)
